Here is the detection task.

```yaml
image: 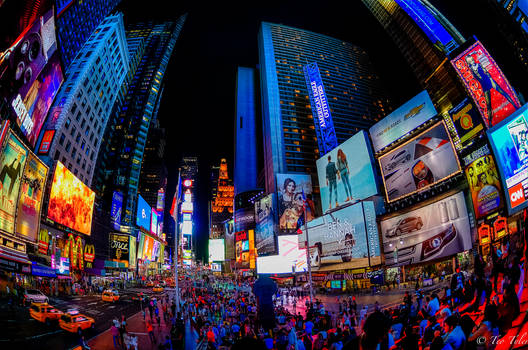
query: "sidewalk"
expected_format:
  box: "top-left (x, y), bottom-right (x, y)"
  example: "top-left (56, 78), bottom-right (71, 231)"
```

top-left (88, 309), bottom-right (172, 350)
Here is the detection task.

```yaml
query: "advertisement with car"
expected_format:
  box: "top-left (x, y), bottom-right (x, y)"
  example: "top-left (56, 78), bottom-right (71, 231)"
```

top-left (379, 121), bottom-right (461, 203)
top-left (380, 191), bottom-right (472, 268)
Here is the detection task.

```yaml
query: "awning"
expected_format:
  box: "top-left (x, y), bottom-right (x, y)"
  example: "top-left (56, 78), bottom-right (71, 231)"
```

top-left (0, 246), bottom-right (30, 265)
top-left (31, 262), bottom-right (56, 278)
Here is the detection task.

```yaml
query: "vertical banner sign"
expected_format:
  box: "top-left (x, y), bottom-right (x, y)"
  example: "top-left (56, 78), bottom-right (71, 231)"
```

top-left (129, 235), bottom-right (137, 269)
top-left (0, 132), bottom-right (28, 234)
top-left (303, 62), bottom-right (338, 155)
top-left (451, 40), bottom-right (520, 128)
top-left (111, 191), bottom-right (123, 230)
top-left (362, 201), bottom-right (381, 266)
top-left (16, 153), bottom-right (48, 242)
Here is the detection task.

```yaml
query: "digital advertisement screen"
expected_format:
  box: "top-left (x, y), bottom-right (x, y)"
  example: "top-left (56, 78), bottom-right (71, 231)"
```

top-left (152, 240), bottom-right (160, 262)
top-left (276, 173), bottom-right (312, 234)
top-left (447, 98), bottom-right (484, 149)
top-left (109, 233), bottom-right (129, 263)
top-left (254, 193), bottom-right (277, 257)
top-left (316, 130), bottom-right (378, 213)
top-left (379, 121), bottom-right (461, 203)
top-left (369, 91), bottom-right (437, 153)
top-left (487, 104), bottom-right (528, 214)
top-left (380, 191), bottom-right (472, 267)
top-left (47, 161), bottom-right (95, 235)
top-left (256, 235), bottom-right (308, 275)
top-left (451, 40), bottom-right (520, 128)
top-left (136, 194), bottom-right (151, 232)
top-left (142, 235), bottom-right (154, 261)
top-left (181, 221), bottom-right (192, 235)
top-left (0, 132), bottom-right (28, 234)
top-left (234, 207), bottom-right (255, 232)
top-left (298, 201), bottom-right (381, 271)
top-left (111, 191), bottom-right (123, 230)
top-left (211, 263), bottom-right (222, 272)
top-left (208, 239), bottom-right (225, 262)
top-left (462, 144), bottom-right (503, 218)
top-left (235, 240), bottom-right (249, 269)
top-left (129, 235), bottom-right (137, 270)
top-left (150, 208), bottom-right (158, 236)
top-left (156, 189), bottom-right (165, 211)
top-left (225, 219), bottom-right (235, 260)
top-left (242, 240), bottom-right (249, 251)
top-left (15, 152), bottom-right (48, 242)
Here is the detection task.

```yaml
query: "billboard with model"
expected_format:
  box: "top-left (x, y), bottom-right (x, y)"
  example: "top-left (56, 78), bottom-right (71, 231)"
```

top-left (316, 130), bottom-right (378, 213)
top-left (276, 173), bottom-right (312, 234)
top-left (224, 219), bottom-right (235, 260)
top-left (369, 91), bottom-right (437, 153)
top-left (208, 239), bottom-right (225, 262)
top-left (451, 40), bottom-right (520, 128)
top-left (378, 121), bottom-right (461, 203)
top-left (254, 193), bottom-right (277, 257)
top-left (298, 201), bottom-right (381, 271)
top-left (487, 104), bottom-right (528, 214)
top-left (256, 235), bottom-right (307, 275)
top-left (380, 191), bottom-right (472, 267)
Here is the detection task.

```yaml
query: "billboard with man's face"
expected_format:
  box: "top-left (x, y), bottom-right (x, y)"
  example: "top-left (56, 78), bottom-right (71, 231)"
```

top-left (276, 173), bottom-right (312, 235)
top-left (378, 121), bottom-right (461, 203)
top-left (451, 40), bottom-right (520, 128)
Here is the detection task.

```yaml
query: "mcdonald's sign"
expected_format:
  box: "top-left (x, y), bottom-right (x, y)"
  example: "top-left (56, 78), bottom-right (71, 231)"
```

top-left (38, 229), bottom-right (50, 255)
top-left (63, 234), bottom-right (84, 270)
top-left (84, 244), bottom-right (95, 263)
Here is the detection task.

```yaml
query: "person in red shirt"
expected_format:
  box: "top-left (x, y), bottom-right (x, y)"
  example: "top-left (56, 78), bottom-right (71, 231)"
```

top-left (147, 320), bottom-right (155, 343)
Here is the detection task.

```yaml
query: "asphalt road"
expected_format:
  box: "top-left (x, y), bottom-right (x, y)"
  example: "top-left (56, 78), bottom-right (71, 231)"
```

top-left (0, 286), bottom-right (173, 350)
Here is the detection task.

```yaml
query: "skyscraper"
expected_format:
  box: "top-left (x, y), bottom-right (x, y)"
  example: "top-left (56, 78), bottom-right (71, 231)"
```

top-left (55, 0), bottom-right (122, 71)
top-left (258, 22), bottom-right (391, 193)
top-left (209, 159), bottom-right (234, 239)
top-left (38, 13), bottom-right (129, 185)
top-left (234, 67), bottom-right (259, 197)
top-left (361, 0), bottom-right (467, 114)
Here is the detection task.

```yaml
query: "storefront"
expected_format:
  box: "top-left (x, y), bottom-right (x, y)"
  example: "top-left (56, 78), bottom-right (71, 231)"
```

top-left (0, 233), bottom-right (32, 292)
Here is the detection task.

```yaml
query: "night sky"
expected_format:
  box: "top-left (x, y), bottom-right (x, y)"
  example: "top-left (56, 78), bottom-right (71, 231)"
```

top-left (120, 0), bottom-right (528, 261)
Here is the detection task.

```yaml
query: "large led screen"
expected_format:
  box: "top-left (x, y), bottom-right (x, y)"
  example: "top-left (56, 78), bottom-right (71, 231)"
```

top-left (142, 235), bottom-right (154, 261)
top-left (316, 130), bottom-right (378, 213)
top-left (136, 194), bottom-right (151, 232)
top-left (0, 132), bottom-right (28, 234)
top-left (0, 9), bottom-right (63, 147)
top-left (109, 233), bottom-right (129, 263)
top-left (276, 173), bottom-right (312, 234)
top-left (110, 191), bottom-right (123, 230)
top-left (129, 235), bottom-right (137, 270)
top-left (487, 104), bottom-right (528, 214)
top-left (15, 152), bottom-right (48, 242)
top-left (369, 91), bottom-right (437, 153)
top-left (380, 191), bottom-right (472, 267)
top-left (298, 201), bottom-right (381, 271)
top-left (208, 239), bottom-right (225, 262)
top-left (235, 240), bottom-right (249, 269)
top-left (254, 193), bottom-right (277, 257)
top-left (257, 235), bottom-right (308, 274)
top-left (47, 161), bottom-right (95, 235)
top-left (150, 208), bottom-right (158, 236)
top-left (379, 121), bottom-right (461, 203)
top-left (447, 98), bottom-right (484, 149)
top-left (225, 219), bottom-right (235, 260)
top-left (451, 40), bottom-right (520, 128)
top-left (462, 144), bottom-right (503, 219)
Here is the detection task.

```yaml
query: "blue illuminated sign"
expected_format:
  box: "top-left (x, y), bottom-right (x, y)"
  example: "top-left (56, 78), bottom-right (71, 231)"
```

top-left (394, 0), bottom-right (458, 53)
top-left (303, 62), bottom-right (338, 155)
top-left (111, 191), bottom-right (123, 230)
top-left (136, 195), bottom-right (152, 231)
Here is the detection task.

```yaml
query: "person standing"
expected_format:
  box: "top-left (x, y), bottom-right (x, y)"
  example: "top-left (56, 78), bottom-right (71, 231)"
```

top-left (326, 155), bottom-right (340, 210)
top-left (336, 149), bottom-right (353, 203)
top-left (111, 324), bottom-right (120, 349)
top-left (147, 320), bottom-right (155, 343)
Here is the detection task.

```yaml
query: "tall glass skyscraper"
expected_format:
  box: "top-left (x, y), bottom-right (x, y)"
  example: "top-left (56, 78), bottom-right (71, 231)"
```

top-left (258, 22), bottom-right (391, 192)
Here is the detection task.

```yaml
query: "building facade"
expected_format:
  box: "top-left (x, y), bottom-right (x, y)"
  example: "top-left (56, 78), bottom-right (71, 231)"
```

top-left (209, 159), bottom-right (234, 239)
top-left (258, 22), bottom-right (391, 193)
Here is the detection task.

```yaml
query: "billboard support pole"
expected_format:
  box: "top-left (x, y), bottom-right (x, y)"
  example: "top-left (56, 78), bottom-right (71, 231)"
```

top-left (303, 205), bottom-right (314, 305)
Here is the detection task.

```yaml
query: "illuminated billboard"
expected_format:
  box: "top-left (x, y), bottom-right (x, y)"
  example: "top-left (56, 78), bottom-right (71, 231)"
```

top-left (462, 144), bottom-right (503, 219)
top-left (150, 208), bottom-right (157, 236)
top-left (378, 121), bottom-right (461, 203)
top-left (136, 194), bottom-right (151, 232)
top-left (142, 235), bottom-right (154, 261)
top-left (129, 235), bottom-right (137, 270)
top-left (109, 233), bottom-right (129, 264)
top-left (235, 240), bottom-right (249, 269)
top-left (303, 62), bottom-right (338, 154)
top-left (298, 201), bottom-right (381, 271)
top-left (316, 130), bottom-right (378, 213)
top-left (156, 189), bottom-right (164, 211)
top-left (447, 98), bottom-right (484, 150)
top-left (110, 191), bottom-right (123, 230)
top-left (181, 221), bottom-right (192, 235)
top-left (369, 91), bottom-right (437, 153)
top-left (257, 235), bottom-right (308, 274)
top-left (47, 162), bottom-right (95, 235)
top-left (15, 152), bottom-right (48, 242)
top-left (254, 193), bottom-right (277, 257)
top-left (225, 219), bottom-right (235, 260)
top-left (451, 40), bottom-right (520, 128)
top-left (0, 132), bottom-right (28, 234)
top-left (276, 173), bottom-right (312, 234)
top-left (381, 191), bottom-right (472, 267)
top-left (208, 239), bottom-right (225, 262)
top-left (487, 104), bottom-right (528, 214)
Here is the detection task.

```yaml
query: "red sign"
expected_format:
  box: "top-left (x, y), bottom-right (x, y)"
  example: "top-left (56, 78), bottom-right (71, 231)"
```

top-left (508, 182), bottom-right (525, 209)
top-left (478, 224), bottom-right (491, 245)
top-left (235, 231), bottom-right (247, 241)
top-left (38, 130), bottom-right (55, 155)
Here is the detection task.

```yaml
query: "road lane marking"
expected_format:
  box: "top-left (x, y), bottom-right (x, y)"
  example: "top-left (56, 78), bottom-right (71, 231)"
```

top-left (25, 330), bottom-right (63, 340)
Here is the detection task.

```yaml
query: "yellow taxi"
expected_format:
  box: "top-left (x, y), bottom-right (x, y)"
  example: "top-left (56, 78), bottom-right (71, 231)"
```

top-left (153, 285), bottom-right (164, 292)
top-left (101, 290), bottom-right (120, 302)
top-left (59, 310), bottom-right (95, 334)
top-left (145, 281), bottom-right (155, 287)
top-left (29, 302), bottom-right (63, 325)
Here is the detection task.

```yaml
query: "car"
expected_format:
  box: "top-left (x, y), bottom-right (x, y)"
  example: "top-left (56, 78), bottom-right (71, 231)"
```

top-left (131, 292), bottom-right (147, 302)
top-left (29, 302), bottom-right (63, 325)
top-left (158, 280), bottom-right (166, 287)
top-left (101, 290), bottom-right (119, 302)
top-left (385, 216), bottom-right (423, 238)
top-left (59, 310), bottom-right (95, 334)
top-left (384, 149), bottom-right (411, 173)
top-left (145, 281), bottom-right (155, 287)
top-left (153, 285), bottom-right (164, 292)
top-left (23, 289), bottom-right (48, 305)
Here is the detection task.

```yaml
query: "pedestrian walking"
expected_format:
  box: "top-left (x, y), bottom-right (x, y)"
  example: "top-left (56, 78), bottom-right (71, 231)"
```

top-left (147, 320), bottom-right (156, 343)
top-left (130, 333), bottom-right (138, 350)
top-left (111, 324), bottom-right (120, 349)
